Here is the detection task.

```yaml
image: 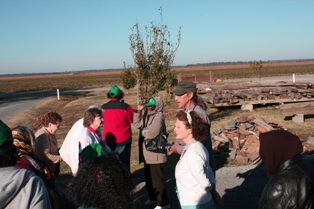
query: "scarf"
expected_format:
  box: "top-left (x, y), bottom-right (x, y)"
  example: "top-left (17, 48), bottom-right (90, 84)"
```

top-left (259, 130), bottom-right (303, 176)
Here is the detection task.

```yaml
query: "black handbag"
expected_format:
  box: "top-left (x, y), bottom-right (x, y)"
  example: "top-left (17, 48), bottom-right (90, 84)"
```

top-left (144, 132), bottom-right (169, 153)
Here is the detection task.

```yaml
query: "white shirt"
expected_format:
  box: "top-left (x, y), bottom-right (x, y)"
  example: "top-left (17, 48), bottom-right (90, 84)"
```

top-left (175, 141), bottom-right (215, 206)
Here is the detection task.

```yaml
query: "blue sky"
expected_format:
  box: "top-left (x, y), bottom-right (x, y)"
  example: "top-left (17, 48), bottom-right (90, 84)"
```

top-left (1, 1), bottom-right (313, 74)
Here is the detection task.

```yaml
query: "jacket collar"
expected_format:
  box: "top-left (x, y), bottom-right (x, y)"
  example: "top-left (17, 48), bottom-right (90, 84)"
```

top-left (273, 154), bottom-right (302, 175)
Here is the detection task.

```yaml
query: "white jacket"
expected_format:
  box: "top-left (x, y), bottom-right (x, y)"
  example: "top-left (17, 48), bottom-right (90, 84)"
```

top-left (175, 141), bottom-right (215, 206)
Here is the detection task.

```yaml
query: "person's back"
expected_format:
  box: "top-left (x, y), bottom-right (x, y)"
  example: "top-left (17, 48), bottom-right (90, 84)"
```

top-left (12, 125), bottom-right (60, 209)
top-left (0, 120), bottom-right (52, 209)
top-left (64, 156), bottom-right (135, 209)
top-left (102, 99), bottom-right (133, 143)
top-left (101, 85), bottom-right (134, 171)
top-left (0, 166), bottom-right (52, 209)
top-left (259, 155), bottom-right (314, 209)
top-left (259, 130), bottom-right (314, 209)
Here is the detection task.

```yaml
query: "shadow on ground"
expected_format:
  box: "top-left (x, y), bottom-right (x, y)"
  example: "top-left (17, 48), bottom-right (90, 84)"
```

top-left (216, 164), bottom-right (268, 209)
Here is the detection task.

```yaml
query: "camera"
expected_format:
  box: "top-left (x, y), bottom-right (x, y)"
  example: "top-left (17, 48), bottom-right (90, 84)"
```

top-left (163, 142), bottom-right (174, 148)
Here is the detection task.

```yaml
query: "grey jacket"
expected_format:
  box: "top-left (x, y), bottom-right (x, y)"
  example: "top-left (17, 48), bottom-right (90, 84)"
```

top-left (0, 166), bottom-right (52, 209)
top-left (133, 96), bottom-right (167, 164)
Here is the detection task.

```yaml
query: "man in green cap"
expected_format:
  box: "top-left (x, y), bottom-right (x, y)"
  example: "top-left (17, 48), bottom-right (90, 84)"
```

top-left (101, 85), bottom-right (134, 171)
top-left (0, 120), bottom-right (52, 209)
top-left (169, 81), bottom-right (223, 206)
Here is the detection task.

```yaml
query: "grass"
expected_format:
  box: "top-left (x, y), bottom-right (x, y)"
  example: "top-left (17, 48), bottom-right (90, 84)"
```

top-left (2, 63), bottom-right (314, 208)
top-left (4, 88), bottom-right (314, 174)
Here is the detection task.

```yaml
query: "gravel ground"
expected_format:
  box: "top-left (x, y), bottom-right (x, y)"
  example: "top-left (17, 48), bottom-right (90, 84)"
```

top-left (134, 164), bottom-right (268, 209)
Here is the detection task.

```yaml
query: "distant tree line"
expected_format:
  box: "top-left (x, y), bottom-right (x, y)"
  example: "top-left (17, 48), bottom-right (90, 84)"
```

top-left (182, 58), bottom-right (314, 68)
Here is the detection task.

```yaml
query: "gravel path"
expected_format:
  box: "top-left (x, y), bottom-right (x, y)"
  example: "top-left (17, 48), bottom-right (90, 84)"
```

top-left (134, 164), bottom-right (268, 209)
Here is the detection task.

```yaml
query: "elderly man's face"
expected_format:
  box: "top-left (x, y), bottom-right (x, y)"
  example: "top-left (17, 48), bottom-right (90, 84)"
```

top-left (174, 92), bottom-right (193, 109)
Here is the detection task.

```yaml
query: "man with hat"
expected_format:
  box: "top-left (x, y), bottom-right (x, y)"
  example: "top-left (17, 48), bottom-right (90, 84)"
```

top-left (0, 120), bottom-right (52, 209)
top-left (101, 85), bottom-right (134, 171)
top-left (170, 81), bottom-right (223, 206)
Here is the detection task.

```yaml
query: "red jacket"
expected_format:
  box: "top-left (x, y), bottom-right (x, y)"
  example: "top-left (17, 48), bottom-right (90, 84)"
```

top-left (101, 98), bottom-right (134, 144)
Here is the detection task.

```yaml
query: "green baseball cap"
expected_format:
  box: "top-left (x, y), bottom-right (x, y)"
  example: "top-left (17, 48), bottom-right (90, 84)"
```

top-left (144, 97), bottom-right (156, 107)
top-left (0, 120), bottom-right (14, 154)
top-left (171, 81), bottom-right (197, 96)
top-left (81, 143), bottom-right (107, 163)
top-left (108, 85), bottom-right (122, 98)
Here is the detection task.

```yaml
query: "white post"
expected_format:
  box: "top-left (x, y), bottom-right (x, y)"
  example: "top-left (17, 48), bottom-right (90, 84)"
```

top-left (57, 89), bottom-right (60, 100)
top-left (292, 74), bottom-right (295, 83)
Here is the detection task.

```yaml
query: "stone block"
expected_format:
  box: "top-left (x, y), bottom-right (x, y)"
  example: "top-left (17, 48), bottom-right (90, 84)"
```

top-left (292, 114), bottom-right (304, 123)
top-left (241, 104), bottom-right (253, 112)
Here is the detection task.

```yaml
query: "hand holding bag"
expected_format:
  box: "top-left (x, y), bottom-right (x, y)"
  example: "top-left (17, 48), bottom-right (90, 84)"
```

top-left (144, 132), bottom-right (169, 153)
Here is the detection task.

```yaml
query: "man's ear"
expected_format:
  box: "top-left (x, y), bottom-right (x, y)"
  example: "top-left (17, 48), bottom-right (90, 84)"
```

top-left (187, 92), bottom-right (194, 100)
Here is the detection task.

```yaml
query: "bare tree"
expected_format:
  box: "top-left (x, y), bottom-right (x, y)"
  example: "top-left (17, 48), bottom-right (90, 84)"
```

top-left (250, 60), bottom-right (264, 82)
top-left (122, 7), bottom-right (182, 104)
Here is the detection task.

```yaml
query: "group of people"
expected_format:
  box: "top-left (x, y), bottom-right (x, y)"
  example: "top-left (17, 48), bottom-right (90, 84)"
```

top-left (0, 118), bottom-right (60, 209)
top-left (0, 85), bottom-right (136, 209)
top-left (1, 81), bottom-right (314, 209)
top-left (133, 81), bottom-right (224, 209)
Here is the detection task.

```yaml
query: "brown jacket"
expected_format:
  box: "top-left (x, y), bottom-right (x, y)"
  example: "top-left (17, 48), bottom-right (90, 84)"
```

top-left (133, 96), bottom-right (167, 164)
top-left (34, 127), bottom-right (62, 173)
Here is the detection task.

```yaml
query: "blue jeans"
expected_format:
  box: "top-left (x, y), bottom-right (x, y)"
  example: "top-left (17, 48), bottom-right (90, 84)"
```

top-left (107, 138), bottom-right (132, 172)
top-left (180, 200), bottom-right (213, 209)
top-left (177, 189), bottom-right (213, 209)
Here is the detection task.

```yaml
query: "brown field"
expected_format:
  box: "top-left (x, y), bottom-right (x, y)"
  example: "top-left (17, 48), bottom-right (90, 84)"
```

top-left (173, 61), bottom-right (314, 71)
top-left (1, 61), bottom-right (313, 93)
top-left (0, 70), bottom-right (122, 80)
top-left (1, 61), bottom-right (313, 81)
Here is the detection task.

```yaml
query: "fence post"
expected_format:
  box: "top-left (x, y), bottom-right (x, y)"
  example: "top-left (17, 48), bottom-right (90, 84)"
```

top-left (57, 89), bottom-right (60, 100)
top-left (292, 74), bottom-right (295, 83)
top-left (209, 71), bottom-right (213, 82)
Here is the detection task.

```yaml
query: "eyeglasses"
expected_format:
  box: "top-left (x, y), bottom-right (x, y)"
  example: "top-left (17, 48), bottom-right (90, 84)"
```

top-left (52, 123), bottom-right (60, 129)
top-left (95, 117), bottom-right (103, 123)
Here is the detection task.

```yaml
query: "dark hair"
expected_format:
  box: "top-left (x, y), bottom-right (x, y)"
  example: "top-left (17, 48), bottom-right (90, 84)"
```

top-left (65, 156), bottom-right (135, 209)
top-left (196, 96), bottom-right (207, 111)
top-left (83, 107), bottom-right (102, 127)
top-left (176, 110), bottom-right (207, 143)
top-left (0, 147), bottom-right (18, 167)
top-left (189, 93), bottom-right (207, 111)
top-left (106, 91), bottom-right (124, 100)
top-left (38, 112), bottom-right (62, 127)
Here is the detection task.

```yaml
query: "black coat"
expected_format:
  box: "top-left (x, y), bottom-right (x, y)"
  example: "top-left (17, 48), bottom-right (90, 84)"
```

top-left (258, 154), bottom-right (314, 209)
